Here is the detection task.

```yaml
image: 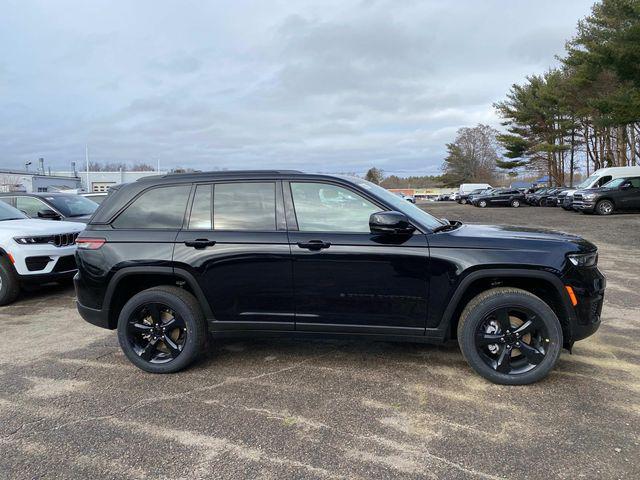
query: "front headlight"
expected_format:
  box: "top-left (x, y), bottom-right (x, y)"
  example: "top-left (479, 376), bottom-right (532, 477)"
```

top-left (14, 236), bottom-right (54, 245)
top-left (582, 193), bottom-right (596, 200)
top-left (568, 252), bottom-right (598, 267)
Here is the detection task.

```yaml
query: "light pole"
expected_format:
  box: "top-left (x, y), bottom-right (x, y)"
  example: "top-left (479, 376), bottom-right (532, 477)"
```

top-left (25, 161), bottom-right (32, 172)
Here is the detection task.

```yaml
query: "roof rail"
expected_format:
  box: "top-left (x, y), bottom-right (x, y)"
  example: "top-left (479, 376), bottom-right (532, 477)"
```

top-left (135, 170), bottom-right (304, 182)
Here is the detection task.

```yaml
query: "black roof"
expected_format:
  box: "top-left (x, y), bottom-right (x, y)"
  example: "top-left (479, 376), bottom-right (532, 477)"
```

top-left (137, 170), bottom-right (304, 183)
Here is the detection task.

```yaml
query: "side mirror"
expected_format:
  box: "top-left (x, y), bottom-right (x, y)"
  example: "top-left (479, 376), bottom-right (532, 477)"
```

top-left (369, 211), bottom-right (415, 235)
top-left (620, 183), bottom-right (632, 190)
top-left (37, 208), bottom-right (62, 220)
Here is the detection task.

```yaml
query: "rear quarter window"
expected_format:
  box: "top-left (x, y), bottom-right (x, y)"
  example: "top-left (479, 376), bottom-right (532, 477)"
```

top-left (112, 185), bottom-right (191, 229)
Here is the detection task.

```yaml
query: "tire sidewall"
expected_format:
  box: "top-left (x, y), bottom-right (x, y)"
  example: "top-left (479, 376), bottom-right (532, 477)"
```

top-left (117, 289), bottom-right (202, 373)
top-left (459, 292), bottom-right (562, 385)
top-left (0, 257), bottom-right (19, 306)
top-left (511, 199), bottom-right (520, 208)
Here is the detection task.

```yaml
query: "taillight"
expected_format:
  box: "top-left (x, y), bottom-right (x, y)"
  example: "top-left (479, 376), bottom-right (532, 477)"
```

top-left (76, 238), bottom-right (106, 250)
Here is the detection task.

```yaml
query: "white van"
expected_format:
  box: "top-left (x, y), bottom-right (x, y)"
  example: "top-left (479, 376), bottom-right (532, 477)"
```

top-left (458, 183), bottom-right (492, 195)
top-left (564, 166), bottom-right (640, 203)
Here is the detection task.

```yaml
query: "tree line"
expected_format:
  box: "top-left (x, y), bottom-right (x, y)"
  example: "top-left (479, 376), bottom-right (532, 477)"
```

top-left (367, 0), bottom-right (639, 189)
top-left (496, 0), bottom-right (639, 186)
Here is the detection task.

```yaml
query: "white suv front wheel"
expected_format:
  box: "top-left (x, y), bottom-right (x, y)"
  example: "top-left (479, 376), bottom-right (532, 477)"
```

top-left (0, 256), bottom-right (20, 306)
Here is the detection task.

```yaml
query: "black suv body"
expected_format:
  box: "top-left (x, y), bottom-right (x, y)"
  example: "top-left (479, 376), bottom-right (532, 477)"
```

top-left (471, 189), bottom-right (525, 208)
top-left (0, 192), bottom-right (98, 223)
top-left (74, 171), bottom-right (605, 384)
top-left (572, 177), bottom-right (640, 215)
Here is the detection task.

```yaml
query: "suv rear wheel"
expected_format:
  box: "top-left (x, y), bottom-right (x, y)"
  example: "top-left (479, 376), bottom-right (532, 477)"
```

top-left (457, 287), bottom-right (562, 385)
top-left (117, 286), bottom-right (207, 373)
top-left (595, 199), bottom-right (614, 215)
top-left (0, 256), bottom-right (20, 306)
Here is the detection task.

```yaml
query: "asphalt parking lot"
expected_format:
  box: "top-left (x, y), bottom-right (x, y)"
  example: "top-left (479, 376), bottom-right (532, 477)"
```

top-left (1, 203), bottom-right (639, 479)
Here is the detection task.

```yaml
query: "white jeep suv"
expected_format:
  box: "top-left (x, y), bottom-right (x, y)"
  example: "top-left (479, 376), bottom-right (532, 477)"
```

top-left (0, 201), bottom-right (84, 305)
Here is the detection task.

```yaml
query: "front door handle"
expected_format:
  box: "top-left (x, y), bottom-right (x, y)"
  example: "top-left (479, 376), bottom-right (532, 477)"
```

top-left (297, 240), bottom-right (331, 251)
top-left (184, 238), bottom-right (217, 249)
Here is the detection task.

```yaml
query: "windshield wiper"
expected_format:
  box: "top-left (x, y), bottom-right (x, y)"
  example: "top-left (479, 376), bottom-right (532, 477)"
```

top-left (433, 220), bottom-right (463, 233)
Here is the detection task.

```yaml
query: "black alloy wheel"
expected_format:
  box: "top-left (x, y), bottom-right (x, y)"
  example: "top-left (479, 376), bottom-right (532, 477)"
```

top-left (117, 286), bottom-right (207, 373)
top-left (126, 303), bottom-right (187, 363)
top-left (457, 287), bottom-right (562, 385)
top-left (474, 306), bottom-right (547, 375)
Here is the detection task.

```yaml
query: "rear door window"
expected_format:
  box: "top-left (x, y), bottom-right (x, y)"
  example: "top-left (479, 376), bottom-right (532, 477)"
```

top-left (113, 185), bottom-right (191, 229)
top-left (16, 196), bottom-right (50, 217)
top-left (213, 182), bottom-right (276, 231)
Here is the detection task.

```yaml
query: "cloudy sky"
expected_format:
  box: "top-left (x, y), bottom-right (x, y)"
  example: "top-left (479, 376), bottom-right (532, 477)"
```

top-left (1, 0), bottom-right (594, 175)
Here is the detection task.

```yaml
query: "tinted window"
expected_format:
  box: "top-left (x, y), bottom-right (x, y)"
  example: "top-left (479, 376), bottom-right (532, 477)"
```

top-left (291, 182), bottom-right (379, 232)
top-left (45, 195), bottom-right (97, 217)
top-left (189, 185), bottom-right (212, 230)
top-left (113, 185), bottom-right (191, 229)
top-left (597, 175), bottom-right (612, 187)
top-left (213, 182), bottom-right (276, 231)
top-left (17, 196), bottom-right (49, 217)
top-left (629, 178), bottom-right (640, 188)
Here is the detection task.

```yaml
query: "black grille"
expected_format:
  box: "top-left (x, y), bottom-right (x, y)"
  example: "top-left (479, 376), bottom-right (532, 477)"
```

top-left (52, 255), bottom-right (77, 272)
top-left (573, 194), bottom-right (583, 201)
top-left (25, 256), bottom-right (52, 271)
top-left (51, 232), bottom-right (78, 247)
top-left (590, 295), bottom-right (604, 324)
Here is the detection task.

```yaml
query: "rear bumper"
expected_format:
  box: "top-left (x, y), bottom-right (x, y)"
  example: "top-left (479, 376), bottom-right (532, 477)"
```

top-left (74, 273), bottom-right (112, 329)
top-left (76, 300), bottom-right (112, 329)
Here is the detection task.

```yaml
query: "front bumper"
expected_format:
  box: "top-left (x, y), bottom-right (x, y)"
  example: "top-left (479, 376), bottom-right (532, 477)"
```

top-left (564, 266), bottom-right (606, 343)
top-left (20, 269), bottom-right (77, 285)
top-left (572, 200), bottom-right (596, 212)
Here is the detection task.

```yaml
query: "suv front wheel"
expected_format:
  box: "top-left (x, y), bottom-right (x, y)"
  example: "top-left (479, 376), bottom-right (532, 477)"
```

top-left (117, 286), bottom-right (207, 373)
top-left (457, 287), bottom-right (562, 385)
top-left (595, 199), bottom-right (614, 215)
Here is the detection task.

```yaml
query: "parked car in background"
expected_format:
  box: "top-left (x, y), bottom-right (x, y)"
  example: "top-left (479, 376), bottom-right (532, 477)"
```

top-left (538, 187), bottom-right (568, 207)
top-left (436, 193), bottom-right (456, 201)
top-left (573, 176), bottom-right (640, 215)
top-left (472, 188), bottom-right (526, 208)
top-left (74, 170), bottom-right (605, 385)
top-left (0, 201), bottom-right (84, 305)
top-left (394, 192), bottom-right (416, 204)
top-left (458, 183), bottom-right (492, 197)
top-left (563, 166), bottom-right (640, 209)
top-left (81, 192), bottom-right (108, 204)
top-left (459, 187), bottom-right (494, 205)
top-left (556, 190), bottom-right (575, 210)
top-left (0, 193), bottom-right (98, 223)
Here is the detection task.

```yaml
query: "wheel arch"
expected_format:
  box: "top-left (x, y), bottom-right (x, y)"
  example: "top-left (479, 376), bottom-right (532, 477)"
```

top-left (104, 266), bottom-right (213, 329)
top-left (439, 269), bottom-right (575, 348)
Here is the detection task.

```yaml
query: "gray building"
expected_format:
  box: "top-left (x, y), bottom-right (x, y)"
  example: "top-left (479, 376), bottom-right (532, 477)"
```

top-left (53, 170), bottom-right (166, 192)
top-left (0, 169), bottom-right (82, 193)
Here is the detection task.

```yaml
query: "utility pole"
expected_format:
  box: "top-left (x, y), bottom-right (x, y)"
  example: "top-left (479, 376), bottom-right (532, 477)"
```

top-left (85, 145), bottom-right (90, 192)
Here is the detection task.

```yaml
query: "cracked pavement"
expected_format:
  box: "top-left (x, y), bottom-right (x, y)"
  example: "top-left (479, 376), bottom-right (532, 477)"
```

top-left (1, 203), bottom-right (639, 479)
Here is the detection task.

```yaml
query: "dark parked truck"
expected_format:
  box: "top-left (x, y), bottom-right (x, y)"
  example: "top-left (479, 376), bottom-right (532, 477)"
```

top-left (573, 176), bottom-right (640, 215)
top-left (74, 171), bottom-right (605, 385)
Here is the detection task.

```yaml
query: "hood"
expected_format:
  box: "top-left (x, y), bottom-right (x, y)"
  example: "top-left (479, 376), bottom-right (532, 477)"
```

top-left (0, 218), bottom-right (85, 236)
top-left (442, 223), bottom-right (596, 253)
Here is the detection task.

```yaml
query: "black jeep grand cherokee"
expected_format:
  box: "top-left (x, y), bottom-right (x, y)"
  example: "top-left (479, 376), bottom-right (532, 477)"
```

top-left (75, 171), bottom-right (605, 385)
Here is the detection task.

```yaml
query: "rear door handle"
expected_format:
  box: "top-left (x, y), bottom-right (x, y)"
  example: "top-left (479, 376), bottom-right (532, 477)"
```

top-left (184, 238), bottom-right (217, 249)
top-left (297, 240), bottom-right (331, 251)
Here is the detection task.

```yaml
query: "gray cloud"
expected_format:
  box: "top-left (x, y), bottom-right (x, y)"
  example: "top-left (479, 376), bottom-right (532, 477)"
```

top-left (0, 0), bottom-right (594, 175)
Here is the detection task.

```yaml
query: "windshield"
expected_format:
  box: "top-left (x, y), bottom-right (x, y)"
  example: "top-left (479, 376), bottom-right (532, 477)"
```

top-left (344, 177), bottom-right (445, 229)
top-left (602, 178), bottom-right (625, 188)
top-left (0, 201), bottom-right (27, 221)
top-left (575, 174), bottom-right (599, 189)
top-left (45, 195), bottom-right (98, 217)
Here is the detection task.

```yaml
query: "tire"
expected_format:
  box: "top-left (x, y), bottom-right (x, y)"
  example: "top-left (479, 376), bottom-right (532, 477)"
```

top-left (457, 287), bottom-right (563, 385)
top-left (0, 255), bottom-right (20, 306)
top-left (510, 199), bottom-right (521, 208)
top-left (460, 199), bottom-right (467, 205)
top-left (478, 200), bottom-right (487, 208)
top-left (117, 286), bottom-right (207, 373)
top-left (595, 199), bottom-right (614, 216)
